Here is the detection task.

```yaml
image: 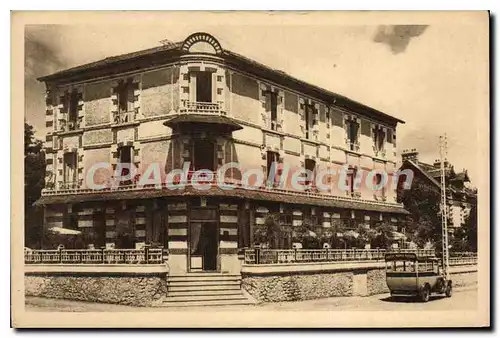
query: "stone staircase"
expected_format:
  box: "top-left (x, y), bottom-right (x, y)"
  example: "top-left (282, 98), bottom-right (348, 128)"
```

top-left (159, 273), bottom-right (256, 307)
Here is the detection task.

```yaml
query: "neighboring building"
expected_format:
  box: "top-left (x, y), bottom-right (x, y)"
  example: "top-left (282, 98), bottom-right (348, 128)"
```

top-left (399, 148), bottom-right (477, 231)
top-left (35, 32), bottom-right (407, 274)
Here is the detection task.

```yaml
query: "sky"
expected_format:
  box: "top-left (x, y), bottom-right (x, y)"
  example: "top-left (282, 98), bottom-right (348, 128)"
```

top-left (24, 13), bottom-right (488, 185)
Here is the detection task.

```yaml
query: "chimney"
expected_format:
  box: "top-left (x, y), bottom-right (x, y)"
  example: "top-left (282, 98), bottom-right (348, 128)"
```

top-left (401, 148), bottom-right (419, 163)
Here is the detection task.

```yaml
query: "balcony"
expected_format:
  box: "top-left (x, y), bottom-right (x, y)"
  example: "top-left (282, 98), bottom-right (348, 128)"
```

top-left (346, 140), bottom-right (360, 152)
top-left (113, 111), bottom-right (135, 125)
top-left (58, 181), bottom-right (80, 190)
top-left (165, 101), bottom-right (242, 133)
top-left (40, 171), bottom-right (406, 216)
top-left (179, 101), bottom-right (225, 115)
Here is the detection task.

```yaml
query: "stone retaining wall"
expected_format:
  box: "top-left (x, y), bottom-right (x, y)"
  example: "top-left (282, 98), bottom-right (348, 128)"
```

top-left (242, 272), bottom-right (353, 302)
top-left (242, 265), bottom-right (478, 303)
top-left (25, 274), bottom-right (168, 307)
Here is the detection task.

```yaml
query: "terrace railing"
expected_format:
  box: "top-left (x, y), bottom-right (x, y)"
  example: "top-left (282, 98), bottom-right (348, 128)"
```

top-left (179, 101), bottom-right (225, 115)
top-left (24, 248), bottom-right (166, 265)
top-left (243, 248), bottom-right (438, 265)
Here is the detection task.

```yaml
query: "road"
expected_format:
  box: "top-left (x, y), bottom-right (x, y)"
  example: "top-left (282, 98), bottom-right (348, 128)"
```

top-left (25, 287), bottom-right (477, 312)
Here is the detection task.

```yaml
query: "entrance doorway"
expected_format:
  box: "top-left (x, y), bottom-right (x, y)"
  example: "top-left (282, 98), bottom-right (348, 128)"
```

top-left (189, 207), bottom-right (219, 272)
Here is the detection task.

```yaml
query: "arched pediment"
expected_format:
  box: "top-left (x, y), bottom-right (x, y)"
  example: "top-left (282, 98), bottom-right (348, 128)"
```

top-left (181, 32), bottom-right (223, 55)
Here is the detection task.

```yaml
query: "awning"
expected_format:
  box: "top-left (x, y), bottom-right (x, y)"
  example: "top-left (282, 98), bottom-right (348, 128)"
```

top-left (48, 227), bottom-right (82, 235)
top-left (343, 230), bottom-right (360, 239)
top-left (389, 231), bottom-right (407, 240)
top-left (163, 114), bottom-right (243, 132)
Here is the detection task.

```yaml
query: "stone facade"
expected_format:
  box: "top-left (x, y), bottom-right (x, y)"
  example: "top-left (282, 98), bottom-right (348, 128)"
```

top-left (25, 274), bottom-right (168, 307)
top-left (366, 268), bottom-right (390, 295)
top-left (242, 272), bottom-right (353, 302)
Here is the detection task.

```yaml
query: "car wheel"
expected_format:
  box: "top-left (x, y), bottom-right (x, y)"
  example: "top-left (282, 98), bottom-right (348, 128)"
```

top-left (445, 283), bottom-right (452, 297)
top-left (419, 286), bottom-right (430, 302)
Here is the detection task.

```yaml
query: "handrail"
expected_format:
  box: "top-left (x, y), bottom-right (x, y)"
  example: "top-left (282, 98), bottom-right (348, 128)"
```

top-left (242, 248), bottom-right (439, 265)
top-left (24, 247), bottom-right (166, 265)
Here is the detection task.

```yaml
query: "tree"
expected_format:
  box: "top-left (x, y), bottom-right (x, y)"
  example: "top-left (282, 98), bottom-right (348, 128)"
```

top-left (253, 213), bottom-right (282, 248)
top-left (25, 122), bottom-right (46, 248)
top-left (398, 178), bottom-right (442, 249)
top-left (295, 215), bottom-right (321, 249)
top-left (453, 203), bottom-right (477, 252)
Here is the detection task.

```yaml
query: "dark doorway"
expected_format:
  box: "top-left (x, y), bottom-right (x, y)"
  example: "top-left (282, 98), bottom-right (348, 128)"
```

top-left (190, 222), bottom-right (219, 271)
top-left (193, 140), bottom-right (215, 171)
top-left (196, 71), bottom-right (212, 103)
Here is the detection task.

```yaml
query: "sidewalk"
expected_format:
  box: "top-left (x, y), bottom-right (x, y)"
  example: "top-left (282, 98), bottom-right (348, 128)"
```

top-left (25, 285), bottom-right (477, 312)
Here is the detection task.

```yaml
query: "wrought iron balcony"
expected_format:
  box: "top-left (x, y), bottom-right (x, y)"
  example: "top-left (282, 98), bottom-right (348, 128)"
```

top-left (113, 111), bottom-right (135, 125)
top-left (179, 101), bottom-right (225, 115)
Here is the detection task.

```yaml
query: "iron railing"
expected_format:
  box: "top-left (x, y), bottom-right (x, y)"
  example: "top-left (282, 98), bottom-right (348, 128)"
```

top-left (243, 248), bottom-right (438, 265)
top-left (113, 111), bottom-right (135, 124)
top-left (24, 248), bottom-right (166, 265)
top-left (179, 101), bottom-right (225, 115)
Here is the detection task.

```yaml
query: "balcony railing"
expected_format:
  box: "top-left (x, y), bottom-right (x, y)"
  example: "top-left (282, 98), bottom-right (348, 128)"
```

top-left (41, 172), bottom-right (403, 209)
top-left (243, 248), bottom-right (437, 265)
top-left (24, 247), bottom-right (166, 265)
top-left (179, 101), bottom-right (225, 115)
top-left (58, 181), bottom-right (80, 190)
top-left (113, 111), bottom-right (135, 124)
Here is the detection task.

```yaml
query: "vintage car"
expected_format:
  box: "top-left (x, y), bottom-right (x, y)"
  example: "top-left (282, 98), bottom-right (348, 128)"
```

top-left (385, 252), bottom-right (452, 302)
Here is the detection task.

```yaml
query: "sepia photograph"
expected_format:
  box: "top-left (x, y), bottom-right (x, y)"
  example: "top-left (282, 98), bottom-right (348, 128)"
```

top-left (12, 10), bottom-right (490, 328)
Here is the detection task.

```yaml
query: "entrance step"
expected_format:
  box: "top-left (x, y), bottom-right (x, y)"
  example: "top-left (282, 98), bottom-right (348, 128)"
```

top-left (168, 284), bottom-right (241, 292)
top-left (167, 289), bottom-right (243, 297)
top-left (160, 273), bottom-right (256, 308)
top-left (160, 298), bottom-right (256, 308)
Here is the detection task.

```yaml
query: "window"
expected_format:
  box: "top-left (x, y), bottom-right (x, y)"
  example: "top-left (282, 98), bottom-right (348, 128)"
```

top-left (304, 158), bottom-right (316, 187)
top-left (304, 104), bottom-right (314, 139)
top-left (346, 119), bottom-right (360, 151)
top-left (373, 127), bottom-right (386, 155)
top-left (279, 213), bottom-right (293, 249)
top-left (346, 167), bottom-right (358, 196)
top-left (374, 173), bottom-right (386, 199)
top-left (118, 146), bottom-right (133, 185)
top-left (266, 151), bottom-right (280, 185)
top-left (63, 152), bottom-right (77, 185)
top-left (195, 71), bottom-right (212, 103)
top-left (267, 92), bottom-right (278, 130)
top-left (64, 205), bottom-right (79, 231)
top-left (117, 80), bottom-right (135, 115)
top-left (68, 90), bottom-right (79, 126)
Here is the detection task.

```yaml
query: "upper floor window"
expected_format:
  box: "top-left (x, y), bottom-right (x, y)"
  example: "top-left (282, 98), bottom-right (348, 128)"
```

top-left (374, 173), bottom-right (386, 200)
top-left (304, 158), bottom-right (316, 187)
top-left (117, 80), bottom-right (135, 114)
top-left (60, 90), bottom-right (80, 131)
top-left (118, 145), bottom-right (133, 185)
top-left (304, 104), bottom-right (314, 139)
top-left (68, 90), bottom-right (79, 124)
top-left (266, 151), bottom-right (280, 185)
top-left (373, 127), bottom-right (386, 155)
top-left (346, 167), bottom-right (360, 197)
top-left (63, 152), bottom-right (77, 186)
top-left (265, 91), bottom-right (278, 130)
top-left (346, 119), bottom-right (360, 151)
top-left (195, 71), bottom-right (212, 103)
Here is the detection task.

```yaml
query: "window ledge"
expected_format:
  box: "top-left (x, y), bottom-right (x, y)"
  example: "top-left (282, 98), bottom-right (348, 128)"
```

top-left (262, 128), bottom-right (286, 137)
top-left (300, 138), bottom-right (321, 146)
top-left (111, 121), bottom-right (140, 128)
top-left (56, 129), bottom-right (84, 136)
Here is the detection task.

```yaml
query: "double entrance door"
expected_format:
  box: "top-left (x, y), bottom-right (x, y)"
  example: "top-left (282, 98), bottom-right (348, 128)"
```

top-left (189, 207), bottom-right (219, 272)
